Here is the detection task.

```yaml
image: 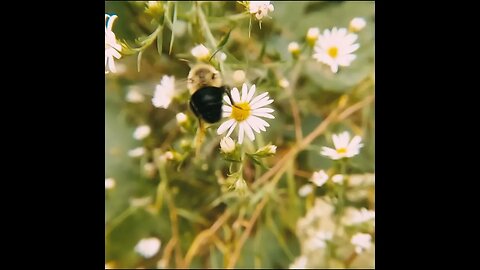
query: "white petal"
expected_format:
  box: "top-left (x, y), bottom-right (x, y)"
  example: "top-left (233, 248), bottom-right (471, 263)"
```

top-left (223, 94), bottom-right (232, 105)
top-left (238, 122), bottom-right (245, 144)
top-left (222, 105), bottom-right (232, 112)
top-left (243, 122), bottom-right (255, 141)
top-left (108, 56), bottom-right (116, 73)
top-left (344, 43), bottom-right (360, 54)
top-left (332, 134), bottom-right (342, 149)
top-left (222, 112), bottom-right (231, 117)
top-left (107, 15), bottom-right (117, 31)
top-left (241, 83), bottom-right (248, 102)
top-left (348, 135), bottom-right (363, 148)
top-left (246, 84), bottom-right (256, 102)
top-left (249, 92), bottom-right (269, 107)
top-left (251, 98), bottom-right (274, 110)
top-left (246, 117), bottom-right (261, 133)
top-left (226, 122), bottom-right (237, 137)
top-left (252, 107), bottom-right (274, 113)
top-left (337, 54), bottom-right (356, 66)
top-left (337, 28), bottom-right (347, 37)
top-left (231, 88), bottom-right (241, 103)
top-left (330, 63), bottom-right (338, 73)
top-left (111, 49), bottom-right (121, 59)
top-left (250, 116), bottom-right (269, 130)
top-left (252, 112), bottom-right (274, 119)
top-left (321, 147), bottom-right (339, 159)
top-left (345, 33), bottom-right (358, 45)
top-left (217, 119), bottom-right (235, 135)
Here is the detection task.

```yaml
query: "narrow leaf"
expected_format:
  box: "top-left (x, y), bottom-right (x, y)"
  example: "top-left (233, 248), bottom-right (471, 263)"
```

top-left (137, 50), bottom-right (143, 72)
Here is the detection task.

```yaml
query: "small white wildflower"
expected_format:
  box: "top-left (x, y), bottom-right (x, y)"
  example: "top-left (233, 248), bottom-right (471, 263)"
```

top-left (289, 255), bottom-right (307, 269)
top-left (135, 237), bottom-right (161, 258)
top-left (233, 70), bottom-right (246, 84)
top-left (248, 1), bottom-right (275, 21)
top-left (159, 151), bottom-right (174, 163)
top-left (105, 14), bottom-right (122, 74)
top-left (176, 113), bottom-right (188, 125)
top-left (143, 162), bottom-right (156, 178)
top-left (152, 75), bottom-right (176, 109)
top-left (265, 145), bottom-right (276, 154)
top-left (217, 83), bottom-right (275, 144)
top-left (234, 178), bottom-right (248, 196)
top-left (306, 27), bottom-right (320, 46)
top-left (298, 184), bottom-right (313, 197)
top-left (278, 78), bottom-right (290, 88)
top-left (105, 178), bottom-right (116, 189)
top-left (133, 125), bottom-right (151, 140)
top-left (310, 170), bottom-right (328, 187)
top-left (332, 174), bottom-right (344, 184)
top-left (288, 41), bottom-right (300, 56)
top-left (346, 208), bottom-right (375, 225)
top-left (321, 131), bottom-right (363, 160)
top-left (351, 233), bottom-right (372, 254)
top-left (191, 44), bottom-right (210, 61)
top-left (306, 230), bottom-right (333, 250)
top-left (313, 27), bottom-right (360, 73)
top-left (216, 52), bottom-right (227, 62)
top-left (220, 137), bottom-right (236, 153)
top-left (126, 88), bottom-right (145, 103)
top-left (128, 147), bottom-right (146, 158)
top-left (349, 17), bottom-right (366, 32)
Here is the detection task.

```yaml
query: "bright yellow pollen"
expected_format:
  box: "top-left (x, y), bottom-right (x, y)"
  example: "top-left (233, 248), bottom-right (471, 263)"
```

top-left (328, 47), bottom-right (338, 58)
top-left (231, 102), bottom-right (251, 122)
top-left (336, 148), bottom-right (347, 154)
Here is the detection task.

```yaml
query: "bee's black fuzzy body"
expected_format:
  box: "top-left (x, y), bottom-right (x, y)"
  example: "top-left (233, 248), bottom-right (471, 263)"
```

top-left (189, 86), bottom-right (226, 124)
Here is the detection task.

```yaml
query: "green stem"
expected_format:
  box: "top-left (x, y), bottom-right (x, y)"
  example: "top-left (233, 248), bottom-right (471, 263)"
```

top-left (106, 206), bottom-right (136, 237)
top-left (155, 161), bottom-right (169, 213)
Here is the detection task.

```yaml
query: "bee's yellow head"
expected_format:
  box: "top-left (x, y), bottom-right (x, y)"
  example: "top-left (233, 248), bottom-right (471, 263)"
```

top-left (187, 64), bottom-right (222, 94)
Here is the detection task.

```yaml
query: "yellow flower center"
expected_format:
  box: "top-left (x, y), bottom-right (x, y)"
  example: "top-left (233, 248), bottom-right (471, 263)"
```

top-left (336, 148), bottom-right (347, 154)
top-left (328, 47), bottom-right (338, 58)
top-left (231, 102), bottom-right (251, 122)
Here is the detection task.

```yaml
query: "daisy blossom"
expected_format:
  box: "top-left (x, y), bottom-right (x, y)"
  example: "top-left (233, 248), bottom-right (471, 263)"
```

top-left (248, 1), bottom-right (274, 21)
top-left (313, 27), bottom-right (359, 73)
top-left (105, 14), bottom-right (122, 74)
top-left (321, 131), bottom-right (363, 160)
top-left (217, 83), bottom-right (274, 144)
top-left (152, 75), bottom-right (175, 109)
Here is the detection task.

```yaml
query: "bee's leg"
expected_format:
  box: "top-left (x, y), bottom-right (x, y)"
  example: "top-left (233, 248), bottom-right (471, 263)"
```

top-left (193, 118), bottom-right (206, 158)
top-left (223, 87), bottom-right (236, 106)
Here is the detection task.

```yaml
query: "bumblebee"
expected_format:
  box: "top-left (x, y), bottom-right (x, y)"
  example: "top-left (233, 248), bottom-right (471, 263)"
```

top-left (187, 64), bottom-right (235, 156)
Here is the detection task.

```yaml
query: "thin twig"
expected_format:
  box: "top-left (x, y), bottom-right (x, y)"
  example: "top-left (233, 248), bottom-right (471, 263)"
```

top-left (182, 210), bottom-right (232, 268)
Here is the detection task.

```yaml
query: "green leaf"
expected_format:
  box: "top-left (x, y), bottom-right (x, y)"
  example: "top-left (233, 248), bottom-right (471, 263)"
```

top-left (217, 28), bottom-right (233, 49)
top-left (157, 23), bottom-right (164, 56)
top-left (169, 2), bottom-right (177, 55)
top-left (176, 208), bottom-right (209, 226)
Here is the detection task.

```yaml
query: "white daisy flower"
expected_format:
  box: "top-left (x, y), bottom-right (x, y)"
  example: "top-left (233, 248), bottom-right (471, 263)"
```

top-left (349, 17), bottom-right (367, 32)
top-left (176, 113), bottom-right (188, 125)
top-left (310, 170), bottom-right (328, 187)
top-left (220, 137), bottom-right (236, 153)
top-left (351, 233), bottom-right (372, 254)
top-left (332, 174), bottom-right (344, 184)
top-left (134, 237), bottom-right (161, 258)
top-left (288, 41), bottom-right (300, 56)
top-left (152, 75), bottom-right (175, 109)
top-left (248, 1), bottom-right (274, 21)
top-left (133, 125), bottom-right (151, 140)
top-left (289, 255), bottom-right (307, 269)
top-left (126, 87), bottom-right (145, 103)
top-left (306, 230), bottom-right (333, 250)
top-left (217, 83), bottom-right (274, 144)
top-left (306, 27), bottom-right (320, 46)
top-left (321, 131), bottom-right (363, 160)
top-left (313, 27), bottom-right (360, 73)
top-left (191, 44), bottom-right (210, 61)
top-left (105, 14), bottom-right (122, 74)
top-left (105, 178), bottom-right (116, 190)
top-left (298, 184), bottom-right (313, 197)
top-left (128, 147), bottom-right (146, 158)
